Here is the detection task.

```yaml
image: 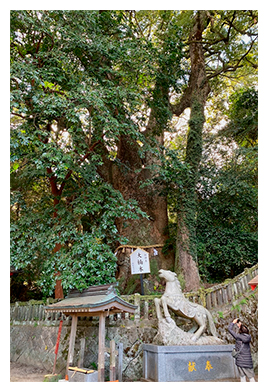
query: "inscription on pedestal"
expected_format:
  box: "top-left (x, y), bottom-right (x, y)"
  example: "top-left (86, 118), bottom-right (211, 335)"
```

top-left (143, 344), bottom-right (238, 382)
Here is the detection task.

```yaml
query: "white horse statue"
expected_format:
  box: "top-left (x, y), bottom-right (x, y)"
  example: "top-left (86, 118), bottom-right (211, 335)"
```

top-left (154, 269), bottom-right (218, 341)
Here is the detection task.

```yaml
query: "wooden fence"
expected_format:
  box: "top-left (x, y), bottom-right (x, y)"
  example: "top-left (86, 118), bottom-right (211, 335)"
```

top-left (10, 264), bottom-right (258, 324)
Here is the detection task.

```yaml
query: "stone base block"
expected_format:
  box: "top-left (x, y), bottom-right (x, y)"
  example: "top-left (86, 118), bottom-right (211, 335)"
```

top-left (68, 368), bottom-right (98, 382)
top-left (142, 344), bottom-right (239, 382)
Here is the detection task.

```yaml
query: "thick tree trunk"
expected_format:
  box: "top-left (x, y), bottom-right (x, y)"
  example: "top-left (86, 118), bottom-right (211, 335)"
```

top-left (173, 11), bottom-right (211, 292)
top-left (176, 212), bottom-right (200, 292)
top-left (98, 117), bottom-right (174, 291)
top-left (112, 133), bottom-right (174, 288)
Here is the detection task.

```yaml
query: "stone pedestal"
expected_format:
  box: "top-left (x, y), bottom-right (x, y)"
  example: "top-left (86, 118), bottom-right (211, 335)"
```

top-left (68, 369), bottom-right (98, 382)
top-left (142, 344), bottom-right (239, 382)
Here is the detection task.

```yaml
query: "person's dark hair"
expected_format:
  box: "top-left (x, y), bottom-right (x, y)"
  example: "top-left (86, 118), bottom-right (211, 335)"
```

top-left (239, 324), bottom-right (249, 334)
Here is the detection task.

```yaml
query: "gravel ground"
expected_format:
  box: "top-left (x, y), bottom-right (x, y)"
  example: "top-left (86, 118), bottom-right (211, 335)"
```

top-left (10, 362), bottom-right (47, 382)
top-left (10, 361), bottom-right (258, 382)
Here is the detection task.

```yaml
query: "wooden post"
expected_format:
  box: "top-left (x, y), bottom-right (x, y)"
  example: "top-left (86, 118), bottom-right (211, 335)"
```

top-left (144, 301), bottom-right (149, 320)
top-left (140, 274), bottom-right (144, 295)
top-left (98, 312), bottom-right (106, 382)
top-left (66, 315), bottom-right (78, 378)
top-left (117, 342), bottom-right (123, 382)
top-left (78, 337), bottom-right (86, 368)
top-left (53, 320), bottom-right (63, 374)
top-left (206, 292), bottom-right (212, 310)
top-left (211, 291), bottom-right (217, 307)
top-left (109, 339), bottom-right (116, 381)
top-left (134, 293), bottom-right (140, 321)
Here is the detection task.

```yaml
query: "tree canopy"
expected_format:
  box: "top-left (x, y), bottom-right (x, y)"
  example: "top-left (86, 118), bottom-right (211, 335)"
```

top-left (10, 10), bottom-right (149, 295)
top-left (10, 10), bottom-right (258, 299)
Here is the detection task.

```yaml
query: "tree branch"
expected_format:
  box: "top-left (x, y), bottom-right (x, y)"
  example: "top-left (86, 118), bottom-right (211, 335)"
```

top-left (58, 140), bottom-right (102, 194)
top-left (171, 87), bottom-right (192, 117)
top-left (46, 167), bottom-right (60, 197)
top-left (207, 36), bottom-right (257, 80)
top-left (35, 32), bottom-right (44, 53)
top-left (78, 140), bottom-right (102, 164)
top-left (11, 112), bottom-right (27, 120)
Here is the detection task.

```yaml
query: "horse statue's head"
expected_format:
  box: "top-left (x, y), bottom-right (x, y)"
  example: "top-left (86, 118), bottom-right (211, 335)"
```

top-left (158, 269), bottom-right (183, 295)
top-left (159, 269), bottom-right (177, 281)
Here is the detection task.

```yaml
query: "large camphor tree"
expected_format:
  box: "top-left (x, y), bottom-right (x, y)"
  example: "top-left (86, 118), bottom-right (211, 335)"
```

top-left (10, 10), bottom-right (257, 297)
top-left (10, 10), bottom-right (178, 297)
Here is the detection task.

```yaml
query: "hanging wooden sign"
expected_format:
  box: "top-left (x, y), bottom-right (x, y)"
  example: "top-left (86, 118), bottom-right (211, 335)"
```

top-left (130, 248), bottom-right (150, 275)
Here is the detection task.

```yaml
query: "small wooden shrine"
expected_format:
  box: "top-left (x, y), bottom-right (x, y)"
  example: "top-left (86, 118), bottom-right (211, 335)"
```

top-left (45, 284), bottom-right (137, 382)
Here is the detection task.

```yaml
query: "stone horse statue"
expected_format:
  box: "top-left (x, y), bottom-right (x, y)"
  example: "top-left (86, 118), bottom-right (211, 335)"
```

top-left (154, 269), bottom-right (218, 341)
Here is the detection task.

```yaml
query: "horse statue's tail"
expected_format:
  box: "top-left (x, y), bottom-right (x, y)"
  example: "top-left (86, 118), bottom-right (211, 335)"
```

top-left (205, 308), bottom-right (218, 337)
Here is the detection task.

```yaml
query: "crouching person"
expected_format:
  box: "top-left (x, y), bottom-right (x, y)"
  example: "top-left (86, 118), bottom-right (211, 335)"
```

top-left (228, 318), bottom-right (256, 382)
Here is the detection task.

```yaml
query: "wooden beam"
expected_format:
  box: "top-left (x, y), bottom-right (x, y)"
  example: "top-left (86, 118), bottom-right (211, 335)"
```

top-left (66, 315), bottom-right (78, 377)
top-left (46, 300), bottom-right (137, 315)
top-left (98, 313), bottom-right (106, 382)
top-left (49, 310), bottom-right (126, 318)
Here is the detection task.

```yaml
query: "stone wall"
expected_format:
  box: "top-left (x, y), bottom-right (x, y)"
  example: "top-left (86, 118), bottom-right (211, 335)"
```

top-left (10, 319), bottom-right (157, 381)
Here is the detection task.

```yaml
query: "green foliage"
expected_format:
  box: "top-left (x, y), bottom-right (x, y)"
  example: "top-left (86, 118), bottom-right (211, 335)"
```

top-left (160, 89), bottom-right (257, 283)
top-left (196, 90), bottom-right (258, 282)
top-left (231, 298), bottom-right (248, 313)
top-left (221, 88), bottom-right (258, 147)
top-left (10, 10), bottom-right (149, 296)
top-left (123, 275), bottom-right (140, 295)
top-left (90, 362), bottom-right (98, 370)
top-left (145, 11), bottom-right (184, 132)
top-left (186, 99), bottom-right (205, 175)
top-left (11, 179), bottom-right (146, 295)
